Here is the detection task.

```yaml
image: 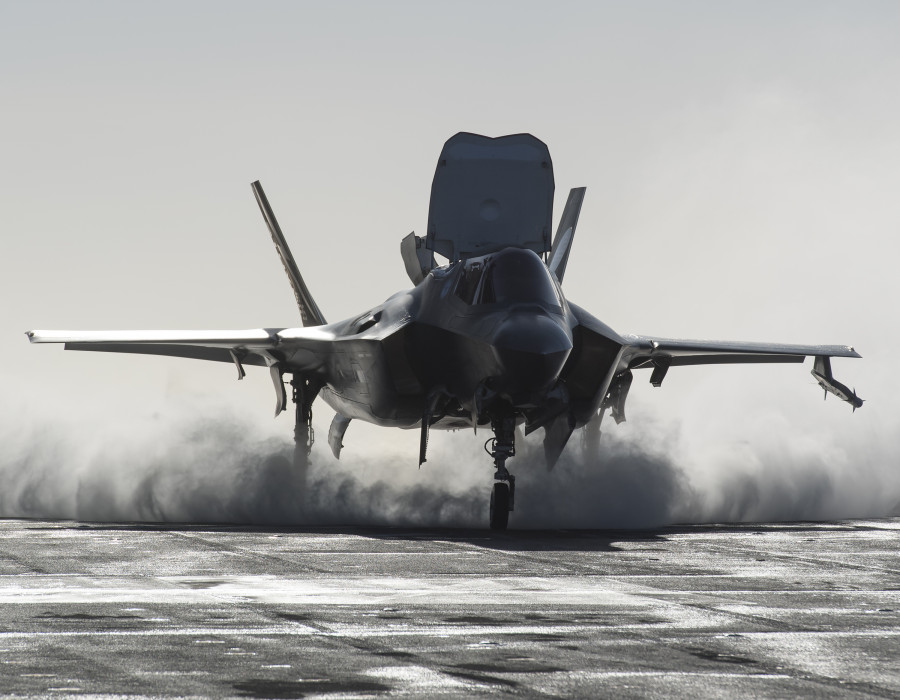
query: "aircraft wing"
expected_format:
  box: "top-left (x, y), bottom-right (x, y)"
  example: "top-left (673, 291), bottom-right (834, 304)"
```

top-left (615, 334), bottom-right (863, 409)
top-left (620, 334), bottom-right (860, 366)
top-left (25, 327), bottom-right (335, 375)
top-left (26, 326), bottom-right (348, 416)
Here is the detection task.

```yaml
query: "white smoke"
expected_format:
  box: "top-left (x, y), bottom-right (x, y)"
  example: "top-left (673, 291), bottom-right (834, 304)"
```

top-left (2, 390), bottom-right (897, 529)
top-left (0, 399), bottom-right (484, 526)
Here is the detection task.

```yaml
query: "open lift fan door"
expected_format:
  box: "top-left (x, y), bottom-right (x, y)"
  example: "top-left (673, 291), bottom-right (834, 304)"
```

top-left (426, 132), bottom-right (555, 261)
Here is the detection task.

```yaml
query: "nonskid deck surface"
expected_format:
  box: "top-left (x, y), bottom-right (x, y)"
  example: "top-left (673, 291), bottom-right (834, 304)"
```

top-left (0, 519), bottom-right (899, 698)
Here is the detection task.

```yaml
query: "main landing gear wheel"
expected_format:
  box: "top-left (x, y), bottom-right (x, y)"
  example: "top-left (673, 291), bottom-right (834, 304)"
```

top-left (290, 374), bottom-right (321, 471)
top-left (490, 482), bottom-right (510, 530)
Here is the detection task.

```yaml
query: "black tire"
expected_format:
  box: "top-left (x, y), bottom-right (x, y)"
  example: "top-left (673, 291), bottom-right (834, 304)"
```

top-left (489, 482), bottom-right (510, 530)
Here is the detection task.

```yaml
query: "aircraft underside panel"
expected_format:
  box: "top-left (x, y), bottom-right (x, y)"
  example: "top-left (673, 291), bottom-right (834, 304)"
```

top-left (560, 325), bottom-right (623, 424)
top-left (315, 332), bottom-right (424, 428)
top-left (407, 324), bottom-right (499, 403)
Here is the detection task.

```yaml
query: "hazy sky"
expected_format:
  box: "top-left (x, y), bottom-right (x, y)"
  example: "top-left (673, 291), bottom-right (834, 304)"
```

top-left (2, 2), bottom-right (898, 520)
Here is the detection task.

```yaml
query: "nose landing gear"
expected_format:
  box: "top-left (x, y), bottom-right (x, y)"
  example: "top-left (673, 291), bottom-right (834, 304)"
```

top-left (487, 414), bottom-right (516, 530)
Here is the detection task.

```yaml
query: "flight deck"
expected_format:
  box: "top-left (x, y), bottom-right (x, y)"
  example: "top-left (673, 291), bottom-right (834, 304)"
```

top-left (0, 519), bottom-right (898, 697)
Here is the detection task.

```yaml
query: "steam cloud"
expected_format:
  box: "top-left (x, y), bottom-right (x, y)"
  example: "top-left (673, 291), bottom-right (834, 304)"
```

top-left (2, 396), bottom-right (897, 528)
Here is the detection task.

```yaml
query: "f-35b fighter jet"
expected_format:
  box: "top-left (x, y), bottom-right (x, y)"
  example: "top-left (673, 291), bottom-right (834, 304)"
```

top-left (28, 133), bottom-right (863, 529)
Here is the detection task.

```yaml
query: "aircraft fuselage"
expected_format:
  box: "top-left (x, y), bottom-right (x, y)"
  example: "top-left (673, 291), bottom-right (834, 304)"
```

top-left (307, 246), bottom-right (615, 433)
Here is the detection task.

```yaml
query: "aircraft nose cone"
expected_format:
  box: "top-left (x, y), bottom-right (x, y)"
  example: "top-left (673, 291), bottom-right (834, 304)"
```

top-left (493, 312), bottom-right (572, 397)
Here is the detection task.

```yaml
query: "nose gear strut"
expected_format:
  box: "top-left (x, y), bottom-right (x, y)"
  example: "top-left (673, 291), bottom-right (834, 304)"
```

top-left (486, 413), bottom-right (516, 530)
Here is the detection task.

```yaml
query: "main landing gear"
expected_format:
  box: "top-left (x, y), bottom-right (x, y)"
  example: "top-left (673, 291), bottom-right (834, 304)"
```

top-left (486, 414), bottom-right (516, 530)
top-left (291, 375), bottom-right (320, 471)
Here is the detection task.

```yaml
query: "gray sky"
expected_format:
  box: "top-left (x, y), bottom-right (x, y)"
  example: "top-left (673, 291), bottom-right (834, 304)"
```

top-left (2, 1), bottom-right (898, 514)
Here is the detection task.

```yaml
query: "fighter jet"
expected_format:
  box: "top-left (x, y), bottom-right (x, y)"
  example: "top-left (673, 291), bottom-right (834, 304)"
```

top-left (28, 132), bottom-right (862, 529)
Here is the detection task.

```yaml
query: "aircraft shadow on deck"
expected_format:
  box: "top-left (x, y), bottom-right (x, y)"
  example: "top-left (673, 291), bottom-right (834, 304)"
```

top-left (9, 518), bottom-right (890, 553)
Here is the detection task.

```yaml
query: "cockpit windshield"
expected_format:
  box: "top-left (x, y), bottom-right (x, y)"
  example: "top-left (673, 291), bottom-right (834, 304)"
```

top-left (479, 248), bottom-right (560, 306)
top-left (451, 247), bottom-right (561, 308)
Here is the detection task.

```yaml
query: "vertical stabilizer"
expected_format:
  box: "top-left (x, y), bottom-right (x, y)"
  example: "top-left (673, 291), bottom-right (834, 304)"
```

top-left (547, 187), bottom-right (585, 284)
top-left (251, 181), bottom-right (326, 327)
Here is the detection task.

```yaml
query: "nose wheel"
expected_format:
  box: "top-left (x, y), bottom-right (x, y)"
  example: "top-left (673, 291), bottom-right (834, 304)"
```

top-left (490, 481), bottom-right (511, 530)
